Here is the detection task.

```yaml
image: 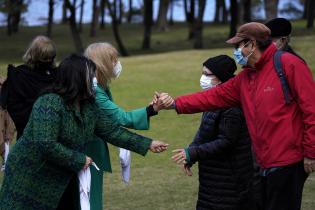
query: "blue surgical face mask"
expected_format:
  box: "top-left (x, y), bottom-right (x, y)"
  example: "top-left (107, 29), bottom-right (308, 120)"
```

top-left (233, 42), bottom-right (253, 66)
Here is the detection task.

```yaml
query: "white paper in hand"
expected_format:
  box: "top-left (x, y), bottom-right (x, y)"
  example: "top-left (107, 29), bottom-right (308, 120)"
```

top-left (78, 167), bottom-right (91, 210)
top-left (4, 142), bottom-right (10, 163)
top-left (119, 148), bottom-right (131, 183)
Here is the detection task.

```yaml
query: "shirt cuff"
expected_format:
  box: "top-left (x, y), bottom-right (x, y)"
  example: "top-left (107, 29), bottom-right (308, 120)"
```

top-left (146, 105), bottom-right (158, 117)
top-left (184, 148), bottom-right (190, 162)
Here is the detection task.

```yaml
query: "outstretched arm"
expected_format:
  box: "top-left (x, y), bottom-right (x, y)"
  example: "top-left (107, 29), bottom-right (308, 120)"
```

top-left (95, 110), bottom-right (168, 156)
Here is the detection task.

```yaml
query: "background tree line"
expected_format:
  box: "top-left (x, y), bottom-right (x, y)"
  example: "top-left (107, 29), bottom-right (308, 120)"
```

top-left (0, 0), bottom-right (314, 56)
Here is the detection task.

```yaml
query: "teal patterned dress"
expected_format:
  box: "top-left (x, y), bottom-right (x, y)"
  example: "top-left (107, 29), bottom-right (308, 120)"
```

top-left (85, 85), bottom-right (151, 210)
top-left (0, 93), bottom-right (152, 210)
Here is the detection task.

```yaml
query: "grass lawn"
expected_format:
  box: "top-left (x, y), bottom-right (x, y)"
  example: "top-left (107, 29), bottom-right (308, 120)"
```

top-left (0, 21), bottom-right (315, 209)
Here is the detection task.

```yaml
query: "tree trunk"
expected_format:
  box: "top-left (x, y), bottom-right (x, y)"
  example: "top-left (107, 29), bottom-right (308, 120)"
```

top-left (214, 0), bottom-right (227, 23)
top-left (47, 0), bottom-right (54, 37)
top-left (222, 0), bottom-right (228, 24)
top-left (238, 0), bottom-right (244, 24)
top-left (184, 0), bottom-right (189, 22)
top-left (65, 0), bottom-right (84, 53)
top-left (142, 0), bottom-right (153, 49)
top-left (169, 0), bottom-right (174, 25)
top-left (118, 0), bottom-right (123, 24)
top-left (303, 0), bottom-right (309, 19)
top-left (229, 0), bottom-right (238, 38)
top-left (7, 13), bottom-right (12, 36)
top-left (78, 0), bottom-right (85, 32)
top-left (157, 0), bottom-right (170, 31)
top-left (106, 0), bottom-right (128, 56)
top-left (194, 0), bottom-right (206, 49)
top-left (243, 0), bottom-right (251, 22)
top-left (264, 0), bottom-right (279, 20)
top-left (90, 0), bottom-right (99, 37)
top-left (100, 0), bottom-right (106, 29)
top-left (214, 0), bottom-right (220, 23)
top-left (127, 0), bottom-right (133, 23)
top-left (62, 0), bottom-right (67, 23)
top-left (8, 0), bottom-right (24, 34)
top-left (188, 0), bottom-right (195, 40)
top-left (306, 0), bottom-right (315, 28)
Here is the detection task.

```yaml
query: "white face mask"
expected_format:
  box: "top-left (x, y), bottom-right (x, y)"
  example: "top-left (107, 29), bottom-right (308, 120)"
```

top-left (200, 75), bottom-right (220, 90)
top-left (113, 61), bottom-right (122, 78)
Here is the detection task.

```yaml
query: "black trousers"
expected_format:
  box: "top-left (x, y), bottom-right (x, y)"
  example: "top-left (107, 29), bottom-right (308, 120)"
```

top-left (260, 161), bottom-right (308, 210)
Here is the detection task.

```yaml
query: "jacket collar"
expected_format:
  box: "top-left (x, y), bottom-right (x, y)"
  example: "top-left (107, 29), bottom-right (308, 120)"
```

top-left (254, 44), bottom-right (277, 70)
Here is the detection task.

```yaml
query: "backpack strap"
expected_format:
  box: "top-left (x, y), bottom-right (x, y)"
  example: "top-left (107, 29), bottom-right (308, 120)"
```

top-left (273, 51), bottom-right (293, 105)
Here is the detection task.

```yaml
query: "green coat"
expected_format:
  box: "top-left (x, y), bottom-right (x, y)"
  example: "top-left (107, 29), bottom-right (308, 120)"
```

top-left (85, 86), bottom-right (150, 210)
top-left (0, 93), bottom-right (152, 210)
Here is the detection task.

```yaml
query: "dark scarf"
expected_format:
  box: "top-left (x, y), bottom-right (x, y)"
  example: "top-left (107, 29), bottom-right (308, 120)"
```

top-left (0, 64), bottom-right (56, 139)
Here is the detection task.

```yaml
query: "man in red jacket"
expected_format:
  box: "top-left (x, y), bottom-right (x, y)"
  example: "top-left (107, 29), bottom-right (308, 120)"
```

top-left (162, 22), bottom-right (315, 210)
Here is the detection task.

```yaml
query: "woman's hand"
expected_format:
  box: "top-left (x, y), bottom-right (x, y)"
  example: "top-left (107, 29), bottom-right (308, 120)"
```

top-left (149, 92), bottom-right (160, 106)
top-left (150, 92), bottom-right (174, 112)
top-left (83, 156), bottom-right (93, 170)
top-left (149, 140), bottom-right (169, 153)
top-left (172, 149), bottom-right (187, 164)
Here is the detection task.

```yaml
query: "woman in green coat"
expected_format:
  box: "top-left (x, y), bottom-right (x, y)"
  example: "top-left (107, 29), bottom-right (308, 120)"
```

top-left (0, 55), bottom-right (168, 210)
top-left (84, 42), bottom-right (173, 210)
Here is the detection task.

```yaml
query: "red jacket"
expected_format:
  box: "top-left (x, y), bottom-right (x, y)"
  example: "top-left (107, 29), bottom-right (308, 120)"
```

top-left (175, 44), bottom-right (315, 169)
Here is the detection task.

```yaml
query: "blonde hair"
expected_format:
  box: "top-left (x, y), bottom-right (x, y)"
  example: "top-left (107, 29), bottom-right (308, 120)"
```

top-left (84, 42), bottom-right (118, 88)
top-left (23, 35), bottom-right (56, 68)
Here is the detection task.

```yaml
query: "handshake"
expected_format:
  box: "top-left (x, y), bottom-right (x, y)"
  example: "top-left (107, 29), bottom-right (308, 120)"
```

top-left (150, 92), bottom-right (175, 112)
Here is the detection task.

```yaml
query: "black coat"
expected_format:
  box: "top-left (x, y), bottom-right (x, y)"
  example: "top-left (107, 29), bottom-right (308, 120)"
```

top-left (0, 64), bottom-right (56, 139)
top-left (187, 108), bottom-right (254, 210)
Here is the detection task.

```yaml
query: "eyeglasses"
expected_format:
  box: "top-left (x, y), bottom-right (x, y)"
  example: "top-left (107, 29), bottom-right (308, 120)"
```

top-left (234, 40), bottom-right (251, 49)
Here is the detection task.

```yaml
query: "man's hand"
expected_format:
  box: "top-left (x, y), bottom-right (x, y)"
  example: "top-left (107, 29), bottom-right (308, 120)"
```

top-left (304, 157), bottom-right (315, 174)
top-left (150, 140), bottom-right (169, 153)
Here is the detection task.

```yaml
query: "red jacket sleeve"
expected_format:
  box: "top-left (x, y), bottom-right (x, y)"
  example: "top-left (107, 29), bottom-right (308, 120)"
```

top-left (284, 54), bottom-right (315, 158)
top-left (175, 74), bottom-right (242, 114)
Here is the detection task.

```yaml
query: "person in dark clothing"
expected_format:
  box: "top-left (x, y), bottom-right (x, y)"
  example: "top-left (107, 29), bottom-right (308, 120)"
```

top-left (265, 17), bottom-right (305, 63)
top-left (172, 55), bottom-right (254, 210)
top-left (0, 36), bottom-right (57, 139)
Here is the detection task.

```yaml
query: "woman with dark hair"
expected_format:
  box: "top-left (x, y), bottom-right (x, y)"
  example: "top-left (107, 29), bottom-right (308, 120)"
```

top-left (0, 54), bottom-right (168, 210)
top-left (0, 35), bottom-right (57, 140)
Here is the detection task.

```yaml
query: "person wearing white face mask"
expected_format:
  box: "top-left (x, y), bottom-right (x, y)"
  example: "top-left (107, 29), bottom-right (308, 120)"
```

top-left (172, 55), bottom-right (255, 210)
top-left (84, 42), bottom-right (171, 210)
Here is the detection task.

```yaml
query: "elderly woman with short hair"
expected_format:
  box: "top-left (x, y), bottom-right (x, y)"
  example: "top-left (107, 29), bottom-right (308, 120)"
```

top-left (1, 35), bottom-right (57, 140)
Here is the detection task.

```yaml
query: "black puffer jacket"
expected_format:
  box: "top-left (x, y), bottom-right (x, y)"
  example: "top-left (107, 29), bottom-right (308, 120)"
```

top-left (187, 107), bottom-right (254, 210)
top-left (0, 64), bottom-right (56, 139)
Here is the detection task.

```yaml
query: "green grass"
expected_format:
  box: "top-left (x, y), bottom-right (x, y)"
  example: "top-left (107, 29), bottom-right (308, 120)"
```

top-left (0, 21), bottom-right (315, 209)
